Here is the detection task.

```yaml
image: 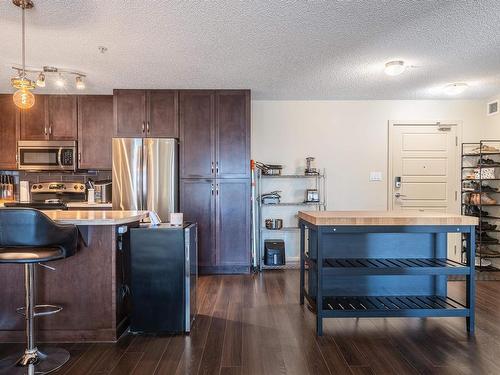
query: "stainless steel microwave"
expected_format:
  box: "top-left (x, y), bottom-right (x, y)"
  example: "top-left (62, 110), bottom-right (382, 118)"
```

top-left (17, 141), bottom-right (77, 171)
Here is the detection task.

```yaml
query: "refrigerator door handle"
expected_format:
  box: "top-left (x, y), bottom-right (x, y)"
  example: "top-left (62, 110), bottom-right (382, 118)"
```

top-left (142, 139), bottom-right (148, 212)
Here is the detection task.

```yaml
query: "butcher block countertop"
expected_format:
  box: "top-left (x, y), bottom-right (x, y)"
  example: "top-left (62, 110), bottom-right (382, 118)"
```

top-left (42, 210), bottom-right (148, 226)
top-left (298, 211), bottom-right (479, 226)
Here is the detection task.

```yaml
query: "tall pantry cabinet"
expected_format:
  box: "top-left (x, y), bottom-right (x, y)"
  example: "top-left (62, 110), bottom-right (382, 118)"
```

top-left (180, 90), bottom-right (251, 274)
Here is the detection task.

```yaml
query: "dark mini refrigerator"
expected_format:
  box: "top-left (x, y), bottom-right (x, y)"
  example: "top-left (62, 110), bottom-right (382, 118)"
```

top-left (130, 223), bottom-right (197, 334)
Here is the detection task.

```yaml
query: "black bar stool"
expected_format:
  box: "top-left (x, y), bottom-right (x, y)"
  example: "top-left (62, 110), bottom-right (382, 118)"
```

top-left (0, 208), bottom-right (78, 374)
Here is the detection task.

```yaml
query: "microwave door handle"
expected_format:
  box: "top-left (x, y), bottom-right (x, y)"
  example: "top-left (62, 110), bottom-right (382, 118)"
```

top-left (57, 148), bottom-right (63, 168)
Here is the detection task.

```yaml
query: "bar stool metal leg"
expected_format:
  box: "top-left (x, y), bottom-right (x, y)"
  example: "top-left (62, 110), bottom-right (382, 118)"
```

top-left (0, 264), bottom-right (70, 375)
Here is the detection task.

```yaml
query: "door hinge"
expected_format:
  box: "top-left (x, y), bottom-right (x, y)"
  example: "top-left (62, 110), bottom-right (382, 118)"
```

top-left (455, 136), bottom-right (458, 146)
top-left (455, 191), bottom-right (458, 201)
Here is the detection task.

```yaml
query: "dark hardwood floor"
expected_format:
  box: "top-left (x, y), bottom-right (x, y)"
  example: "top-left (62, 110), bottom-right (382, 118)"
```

top-left (1, 270), bottom-right (500, 374)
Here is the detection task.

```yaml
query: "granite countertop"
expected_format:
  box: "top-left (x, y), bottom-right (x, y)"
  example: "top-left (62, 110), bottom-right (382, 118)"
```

top-left (298, 210), bottom-right (479, 226)
top-left (42, 210), bottom-right (148, 225)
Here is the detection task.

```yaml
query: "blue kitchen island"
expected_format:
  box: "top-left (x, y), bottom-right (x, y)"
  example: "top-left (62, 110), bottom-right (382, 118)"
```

top-left (298, 211), bottom-right (478, 336)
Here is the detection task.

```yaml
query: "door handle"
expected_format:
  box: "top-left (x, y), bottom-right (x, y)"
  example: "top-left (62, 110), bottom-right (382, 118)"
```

top-left (211, 162), bottom-right (214, 174)
top-left (216, 183), bottom-right (219, 195)
top-left (44, 126), bottom-right (47, 136)
top-left (49, 125), bottom-right (52, 136)
top-left (216, 161), bottom-right (219, 175)
top-left (142, 122), bottom-right (145, 133)
top-left (146, 121), bottom-right (150, 133)
top-left (395, 193), bottom-right (407, 198)
top-left (211, 183), bottom-right (214, 195)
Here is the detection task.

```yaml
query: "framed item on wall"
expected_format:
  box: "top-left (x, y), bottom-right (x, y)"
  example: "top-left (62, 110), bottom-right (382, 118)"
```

top-left (487, 100), bottom-right (499, 116)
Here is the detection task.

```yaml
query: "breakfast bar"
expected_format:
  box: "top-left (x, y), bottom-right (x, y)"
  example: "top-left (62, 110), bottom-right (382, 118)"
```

top-left (298, 211), bottom-right (478, 336)
top-left (0, 210), bottom-right (148, 343)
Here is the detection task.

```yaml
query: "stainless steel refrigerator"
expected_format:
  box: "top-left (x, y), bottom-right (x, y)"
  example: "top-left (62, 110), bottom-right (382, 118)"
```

top-left (112, 138), bottom-right (178, 221)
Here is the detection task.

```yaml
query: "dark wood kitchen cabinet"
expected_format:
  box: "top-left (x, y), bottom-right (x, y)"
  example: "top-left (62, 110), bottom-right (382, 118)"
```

top-left (0, 95), bottom-right (19, 170)
top-left (216, 91), bottom-right (251, 179)
top-left (180, 89), bottom-right (251, 274)
top-left (181, 178), bottom-right (250, 274)
top-left (113, 89), bottom-right (178, 138)
top-left (47, 95), bottom-right (77, 140)
top-left (180, 90), bottom-right (250, 179)
top-left (19, 94), bottom-right (47, 140)
top-left (180, 179), bottom-right (216, 268)
top-left (179, 91), bottom-right (215, 178)
top-left (78, 95), bottom-right (114, 170)
top-left (20, 95), bottom-right (77, 141)
top-left (216, 179), bottom-right (251, 267)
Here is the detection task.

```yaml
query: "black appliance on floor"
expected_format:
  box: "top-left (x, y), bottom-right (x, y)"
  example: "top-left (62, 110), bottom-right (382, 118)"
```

top-left (130, 223), bottom-right (197, 334)
top-left (264, 239), bottom-right (286, 266)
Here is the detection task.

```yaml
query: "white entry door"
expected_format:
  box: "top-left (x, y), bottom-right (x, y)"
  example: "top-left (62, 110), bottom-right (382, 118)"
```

top-left (389, 122), bottom-right (461, 260)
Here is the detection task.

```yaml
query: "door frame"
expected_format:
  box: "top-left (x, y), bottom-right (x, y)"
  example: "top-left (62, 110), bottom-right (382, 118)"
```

top-left (387, 120), bottom-right (463, 212)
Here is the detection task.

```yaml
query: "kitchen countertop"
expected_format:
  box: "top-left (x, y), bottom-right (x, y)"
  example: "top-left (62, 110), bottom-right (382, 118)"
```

top-left (66, 202), bottom-right (113, 208)
top-left (41, 210), bottom-right (148, 225)
top-left (298, 210), bottom-right (479, 226)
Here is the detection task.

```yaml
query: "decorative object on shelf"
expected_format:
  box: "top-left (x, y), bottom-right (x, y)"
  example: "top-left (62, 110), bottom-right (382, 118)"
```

top-left (305, 157), bottom-right (319, 175)
top-left (255, 161), bottom-right (283, 176)
top-left (261, 191), bottom-right (281, 204)
top-left (305, 189), bottom-right (320, 203)
top-left (265, 218), bottom-right (283, 230)
top-left (11, 0), bottom-right (35, 109)
top-left (462, 140), bottom-right (500, 274)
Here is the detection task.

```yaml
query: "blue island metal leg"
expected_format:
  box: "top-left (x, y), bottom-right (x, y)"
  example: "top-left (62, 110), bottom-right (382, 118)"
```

top-left (316, 227), bottom-right (323, 336)
top-left (299, 223), bottom-right (305, 305)
top-left (466, 226), bottom-right (476, 333)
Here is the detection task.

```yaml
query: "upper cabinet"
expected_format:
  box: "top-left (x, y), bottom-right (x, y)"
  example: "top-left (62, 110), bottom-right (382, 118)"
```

top-left (20, 95), bottom-right (77, 141)
top-left (20, 95), bottom-right (47, 140)
top-left (78, 95), bottom-right (114, 170)
top-left (216, 91), bottom-right (251, 179)
top-left (0, 95), bottom-right (19, 170)
top-left (113, 89), bottom-right (179, 138)
top-left (180, 90), bottom-right (250, 179)
top-left (179, 91), bottom-right (215, 179)
top-left (47, 95), bottom-right (78, 140)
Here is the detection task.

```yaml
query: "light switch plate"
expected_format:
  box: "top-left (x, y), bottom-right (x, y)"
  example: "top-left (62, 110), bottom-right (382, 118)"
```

top-left (370, 171), bottom-right (383, 181)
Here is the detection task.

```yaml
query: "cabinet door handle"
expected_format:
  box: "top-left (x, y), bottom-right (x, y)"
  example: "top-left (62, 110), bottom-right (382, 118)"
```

top-left (142, 122), bottom-right (145, 133)
top-left (211, 162), bottom-right (214, 174)
top-left (216, 183), bottom-right (219, 195)
top-left (216, 161), bottom-right (219, 175)
top-left (211, 183), bottom-right (214, 195)
top-left (49, 125), bottom-right (52, 135)
top-left (44, 126), bottom-right (47, 136)
top-left (146, 121), bottom-right (150, 133)
top-left (78, 152), bottom-right (81, 162)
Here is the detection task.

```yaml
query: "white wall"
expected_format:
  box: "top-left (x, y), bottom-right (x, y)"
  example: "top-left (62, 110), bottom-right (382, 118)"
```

top-left (252, 100), bottom-right (484, 211)
top-left (483, 94), bottom-right (500, 139)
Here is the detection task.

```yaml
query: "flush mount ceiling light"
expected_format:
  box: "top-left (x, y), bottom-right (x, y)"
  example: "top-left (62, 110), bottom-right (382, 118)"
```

top-left (443, 83), bottom-right (469, 95)
top-left (384, 60), bottom-right (406, 76)
top-left (11, 0), bottom-right (35, 109)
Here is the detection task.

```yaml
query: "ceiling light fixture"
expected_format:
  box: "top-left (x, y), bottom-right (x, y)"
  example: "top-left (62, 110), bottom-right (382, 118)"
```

top-left (36, 72), bottom-right (45, 87)
top-left (11, 0), bottom-right (35, 109)
top-left (384, 60), bottom-right (406, 76)
top-left (443, 83), bottom-right (469, 96)
top-left (75, 76), bottom-right (85, 90)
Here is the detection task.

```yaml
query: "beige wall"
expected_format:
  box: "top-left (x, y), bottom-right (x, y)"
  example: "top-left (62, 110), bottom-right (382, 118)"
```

top-left (252, 100), bottom-right (484, 211)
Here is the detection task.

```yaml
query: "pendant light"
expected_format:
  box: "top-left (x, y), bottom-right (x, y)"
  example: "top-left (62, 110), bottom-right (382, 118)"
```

top-left (11, 0), bottom-right (35, 110)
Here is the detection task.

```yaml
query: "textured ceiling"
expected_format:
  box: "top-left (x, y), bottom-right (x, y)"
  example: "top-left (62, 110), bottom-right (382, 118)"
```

top-left (0, 0), bottom-right (499, 99)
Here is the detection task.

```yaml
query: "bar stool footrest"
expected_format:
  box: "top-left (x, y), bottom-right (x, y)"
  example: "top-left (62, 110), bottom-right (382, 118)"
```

top-left (16, 304), bottom-right (63, 317)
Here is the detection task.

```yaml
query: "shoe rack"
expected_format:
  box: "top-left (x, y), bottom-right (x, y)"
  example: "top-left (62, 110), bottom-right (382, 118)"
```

top-left (462, 140), bottom-right (500, 274)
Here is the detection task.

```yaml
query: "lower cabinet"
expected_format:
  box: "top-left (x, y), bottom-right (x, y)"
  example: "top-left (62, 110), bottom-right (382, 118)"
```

top-left (181, 178), bottom-right (250, 274)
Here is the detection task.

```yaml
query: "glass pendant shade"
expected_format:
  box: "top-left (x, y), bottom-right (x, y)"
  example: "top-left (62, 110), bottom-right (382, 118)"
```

top-left (13, 87), bottom-right (35, 109)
